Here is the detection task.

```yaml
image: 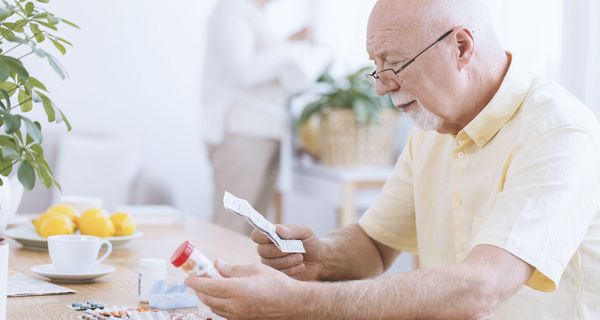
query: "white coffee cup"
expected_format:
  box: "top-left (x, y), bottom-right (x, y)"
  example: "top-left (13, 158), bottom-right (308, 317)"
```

top-left (48, 235), bottom-right (112, 274)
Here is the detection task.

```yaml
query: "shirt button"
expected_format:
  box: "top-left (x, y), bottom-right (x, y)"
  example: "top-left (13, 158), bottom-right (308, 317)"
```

top-left (478, 138), bottom-right (486, 145)
top-left (457, 152), bottom-right (465, 159)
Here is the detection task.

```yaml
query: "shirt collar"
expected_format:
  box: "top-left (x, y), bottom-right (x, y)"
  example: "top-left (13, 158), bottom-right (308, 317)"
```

top-left (456, 53), bottom-right (533, 148)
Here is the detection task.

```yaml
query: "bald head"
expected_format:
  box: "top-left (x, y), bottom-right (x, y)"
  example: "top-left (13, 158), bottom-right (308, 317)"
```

top-left (368, 0), bottom-right (498, 48)
top-left (366, 0), bottom-right (510, 134)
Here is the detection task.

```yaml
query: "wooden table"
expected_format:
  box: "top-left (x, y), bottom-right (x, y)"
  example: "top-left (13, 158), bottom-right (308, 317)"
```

top-left (7, 216), bottom-right (260, 319)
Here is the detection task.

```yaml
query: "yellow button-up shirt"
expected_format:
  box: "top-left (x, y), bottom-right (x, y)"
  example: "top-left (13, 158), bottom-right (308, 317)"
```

top-left (359, 56), bottom-right (600, 319)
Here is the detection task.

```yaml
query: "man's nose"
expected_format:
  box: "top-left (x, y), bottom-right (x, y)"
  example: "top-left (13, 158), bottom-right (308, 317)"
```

top-left (375, 77), bottom-right (400, 96)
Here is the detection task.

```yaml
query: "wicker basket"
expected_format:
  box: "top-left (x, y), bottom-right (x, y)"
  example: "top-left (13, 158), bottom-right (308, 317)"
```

top-left (319, 108), bottom-right (397, 166)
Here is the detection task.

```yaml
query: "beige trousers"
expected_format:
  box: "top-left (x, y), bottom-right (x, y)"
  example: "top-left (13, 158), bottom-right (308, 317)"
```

top-left (208, 135), bottom-right (280, 235)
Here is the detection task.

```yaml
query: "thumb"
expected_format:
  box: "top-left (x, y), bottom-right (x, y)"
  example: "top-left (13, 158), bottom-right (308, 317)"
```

top-left (215, 260), bottom-right (260, 278)
top-left (276, 224), bottom-right (313, 240)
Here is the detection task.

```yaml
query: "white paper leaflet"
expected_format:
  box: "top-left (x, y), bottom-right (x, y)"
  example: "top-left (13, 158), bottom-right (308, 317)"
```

top-left (223, 192), bottom-right (305, 253)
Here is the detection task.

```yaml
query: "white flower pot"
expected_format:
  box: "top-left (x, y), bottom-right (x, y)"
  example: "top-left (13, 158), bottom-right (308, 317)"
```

top-left (0, 239), bottom-right (8, 320)
top-left (0, 175), bottom-right (24, 234)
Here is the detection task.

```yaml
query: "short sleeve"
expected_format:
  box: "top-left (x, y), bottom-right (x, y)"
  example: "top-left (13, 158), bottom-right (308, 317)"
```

top-left (359, 131), bottom-right (418, 253)
top-left (471, 127), bottom-right (600, 292)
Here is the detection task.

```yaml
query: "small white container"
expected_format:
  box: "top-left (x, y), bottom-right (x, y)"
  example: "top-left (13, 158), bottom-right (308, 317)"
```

top-left (138, 258), bottom-right (167, 303)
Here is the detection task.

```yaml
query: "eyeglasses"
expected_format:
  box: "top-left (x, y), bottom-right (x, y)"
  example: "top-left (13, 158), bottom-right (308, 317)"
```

top-left (366, 28), bottom-right (454, 85)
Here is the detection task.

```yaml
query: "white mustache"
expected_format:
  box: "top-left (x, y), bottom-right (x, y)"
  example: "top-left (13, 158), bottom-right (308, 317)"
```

top-left (390, 93), bottom-right (416, 106)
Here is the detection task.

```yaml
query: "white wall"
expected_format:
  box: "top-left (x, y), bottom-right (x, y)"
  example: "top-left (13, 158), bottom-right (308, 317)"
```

top-left (18, 0), bottom-right (568, 225)
top-left (19, 0), bottom-right (379, 218)
top-left (482, 0), bottom-right (563, 80)
top-left (20, 0), bottom-right (221, 216)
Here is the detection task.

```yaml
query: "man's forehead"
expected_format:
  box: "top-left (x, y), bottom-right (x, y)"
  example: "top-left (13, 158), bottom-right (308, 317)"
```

top-left (366, 0), bottom-right (421, 58)
top-left (367, 21), bottom-right (416, 60)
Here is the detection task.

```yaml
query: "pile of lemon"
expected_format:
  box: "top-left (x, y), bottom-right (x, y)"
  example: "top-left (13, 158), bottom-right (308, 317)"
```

top-left (32, 204), bottom-right (136, 238)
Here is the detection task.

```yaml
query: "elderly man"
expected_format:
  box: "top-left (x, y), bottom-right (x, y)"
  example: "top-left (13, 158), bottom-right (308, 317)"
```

top-left (187, 0), bottom-right (600, 319)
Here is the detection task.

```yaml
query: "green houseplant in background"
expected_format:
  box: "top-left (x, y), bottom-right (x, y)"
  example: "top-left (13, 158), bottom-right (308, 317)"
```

top-left (0, 0), bottom-right (77, 190)
top-left (298, 66), bottom-right (395, 125)
top-left (296, 66), bottom-right (399, 166)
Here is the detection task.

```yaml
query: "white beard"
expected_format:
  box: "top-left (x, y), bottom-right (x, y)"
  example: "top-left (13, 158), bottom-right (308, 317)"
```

top-left (406, 100), bottom-right (443, 131)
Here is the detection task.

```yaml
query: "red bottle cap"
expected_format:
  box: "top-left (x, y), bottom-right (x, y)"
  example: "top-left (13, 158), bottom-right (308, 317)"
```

top-left (171, 240), bottom-right (195, 267)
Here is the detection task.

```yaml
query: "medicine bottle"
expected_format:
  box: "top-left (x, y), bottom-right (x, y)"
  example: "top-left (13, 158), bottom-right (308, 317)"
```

top-left (138, 258), bottom-right (167, 303)
top-left (170, 241), bottom-right (221, 278)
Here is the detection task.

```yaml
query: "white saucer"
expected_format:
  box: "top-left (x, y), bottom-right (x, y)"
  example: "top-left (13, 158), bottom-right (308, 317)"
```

top-left (30, 264), bottom-right (116, 283)
top-left (4, 226), bottom-right (142, 251)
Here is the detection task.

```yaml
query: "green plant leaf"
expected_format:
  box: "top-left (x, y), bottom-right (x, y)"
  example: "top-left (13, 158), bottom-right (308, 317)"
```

top-left (27, 76), bottom-right (47, 91)
top-left (0, 61), bottom-right (9, 82)
top-left (18, 89), bottom-right (32, 112)
top-left (3, 113), bottom-right (20, 134)
top-left (22, 118), bottom-right (41, 143)
top-left (56, 107), bottom-right (71, 131)
top-left (36, 0), bottom-right (49, 3)
top-left (17, 160), bottom-right (35, 190)
top-left (11, 19), bottom-right (28, 32)
top-left (33, 46), bottom-right (47, 58)
top-left (0, 56), bottom-right (29, 80)
top-left (0, 89), bottom-right (11, 109)
top-left (53, 36), bottom-right (72, 46)
top-left (59, 18), bottom-right (79, 29)
top-left (50, 39), bottom-right (65, 55)
top-left (33, 158), bottom-right (51, 188)
top-left (0, 159), bottom-right (13, 177)
top-left (25, 2), bottom-right (34, 16)
top-left (1, 143), bottom-right (19, 160)
top-left (47, 14), bottom-right (59, 24)
top-left (0, 7), bottom-right (14, 20)
top-left (0, 27), bottom-right (16, 41)
top-left (0, 82), bottom-right (18, 97)
top-left (32, 20), bottom-right (57, 30)
top-left (30, 23), bottom-right (45, 42)
top-left (30, 145), bottom-right (53, 188)
top-left (46, 54), bottom-right (65, 79)
top-left (36, 91), bottom-right (55, 122)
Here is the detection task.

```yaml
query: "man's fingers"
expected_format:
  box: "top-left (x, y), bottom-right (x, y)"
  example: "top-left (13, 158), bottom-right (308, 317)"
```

top-left (257, 243), bottom-right (288, 259)
top-left (281, 263), bottom-right (306, 277)
top-left (276, 224), bottom-right (314, 240)
top-left (194, 293), bottom-right (232, 319)
top-left (250, 229), bottom-right (271, 244)
top-left (216, 261), bottom-right (262, 278)
top-left (185, 276), bottom-right (235, 298)
top-left (261, 254), bottom-right (303, 270)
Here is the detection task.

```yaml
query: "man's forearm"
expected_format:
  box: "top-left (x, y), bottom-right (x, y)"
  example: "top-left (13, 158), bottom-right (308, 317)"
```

top-left (304, 265), bottom-right (495, 320)
top-left (317, 224), bottom-right (392, 281)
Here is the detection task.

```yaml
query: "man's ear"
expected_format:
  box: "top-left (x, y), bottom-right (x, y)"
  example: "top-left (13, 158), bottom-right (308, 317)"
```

top-left (454, 26), bottom-right (475, 70)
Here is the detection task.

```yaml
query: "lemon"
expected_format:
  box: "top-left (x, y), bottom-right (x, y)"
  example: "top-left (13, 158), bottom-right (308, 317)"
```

top-left (77, 208), bottom-right (109, 227)
top-left (46, 204), bottom-right (78, 224)
top-left (37, 215), bottom-right (75, 238)
top-left (110, 212), bottom-right (136, 236)
top-left (78, 216), bottom-right (115, 237)
top-left (33, 211), bottom-right (72, 230)
top-left (80, 208), bottom-right (109, 219)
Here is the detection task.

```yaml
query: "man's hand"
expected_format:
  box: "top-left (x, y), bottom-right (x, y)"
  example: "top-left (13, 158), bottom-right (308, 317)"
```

top-left (251, 224), bottom-right (322, 281)
top-left (186, 261), bottom-right (304, 320)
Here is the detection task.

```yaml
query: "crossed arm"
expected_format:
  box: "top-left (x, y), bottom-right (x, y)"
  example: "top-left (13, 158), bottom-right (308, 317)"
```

top-left (187, 224), bottom-right (534, 320)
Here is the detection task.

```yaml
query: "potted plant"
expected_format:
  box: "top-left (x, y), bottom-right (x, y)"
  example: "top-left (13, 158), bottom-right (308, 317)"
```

top-left (0, 0), bottom-right (77, 231)
top-left (296, 66), bottom-right (398, 166)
